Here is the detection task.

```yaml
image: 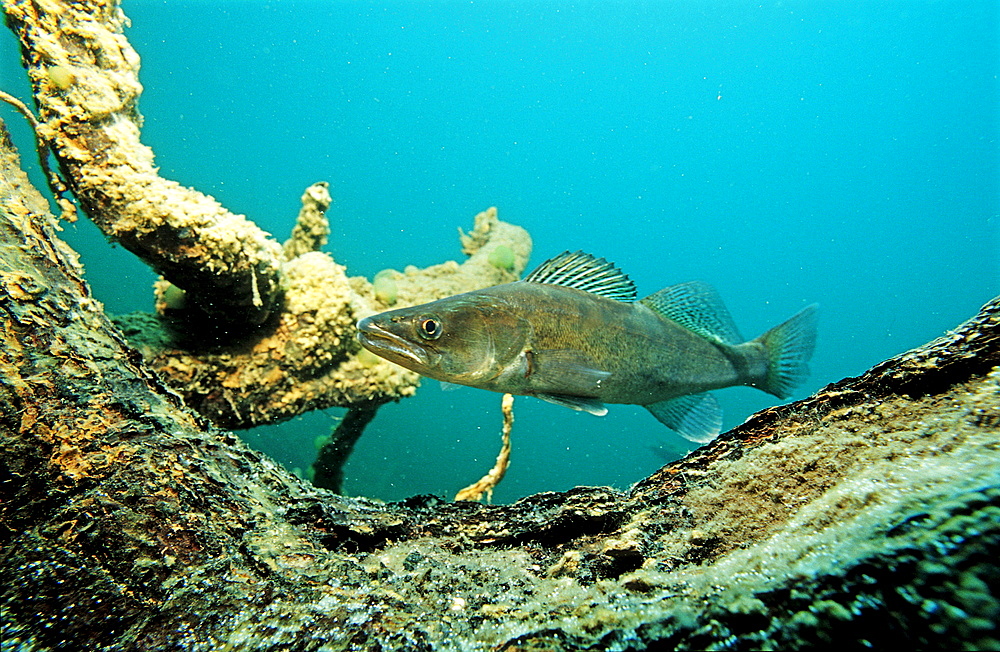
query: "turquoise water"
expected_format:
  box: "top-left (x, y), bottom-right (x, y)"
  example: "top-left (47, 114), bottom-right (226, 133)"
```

top-left (2, 1), bottom-right (997, 503)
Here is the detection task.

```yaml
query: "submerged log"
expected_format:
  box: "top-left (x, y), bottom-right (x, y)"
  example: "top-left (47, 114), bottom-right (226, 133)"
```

top-left (2, 115), bottom-right (999, 649)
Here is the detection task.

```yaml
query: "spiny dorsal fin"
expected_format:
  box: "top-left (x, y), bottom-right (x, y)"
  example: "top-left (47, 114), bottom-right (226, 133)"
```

top-left (523, 251), bottom-right (636, 302)
top-left (640, 281), bottom-right (744, 345)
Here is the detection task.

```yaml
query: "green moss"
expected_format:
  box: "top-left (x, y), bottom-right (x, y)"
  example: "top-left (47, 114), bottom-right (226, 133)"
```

top-left (487, 244), bottom-right (515, 271)
top-left (162, 282), bottom-right (186, 310)
top-left (372, 269), bottom-right (398, 305)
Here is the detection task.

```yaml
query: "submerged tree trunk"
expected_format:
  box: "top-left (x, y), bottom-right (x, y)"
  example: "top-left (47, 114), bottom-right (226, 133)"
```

top-left (2, 116), bottom-right (999, 649)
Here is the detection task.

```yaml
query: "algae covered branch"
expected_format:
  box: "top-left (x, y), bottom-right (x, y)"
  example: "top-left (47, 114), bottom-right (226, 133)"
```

top-left (4, 0), bottom-right (532, 434)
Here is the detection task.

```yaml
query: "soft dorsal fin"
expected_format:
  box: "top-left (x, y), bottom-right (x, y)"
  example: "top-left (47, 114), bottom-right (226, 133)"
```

top-left (523, 251), bottom-right (636, 302)
top-left (640, 281), bottom-right (744, 345)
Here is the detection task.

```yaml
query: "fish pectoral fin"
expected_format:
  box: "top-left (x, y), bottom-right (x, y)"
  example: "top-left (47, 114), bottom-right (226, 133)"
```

top-left (529, 349), bottom-right (612, 395)
top-left (535, 393), bottom-right (609, 416)
top-left (528, 349), bottom-right (610, 415)
top-left (646, 393), bottom-right (723, 444)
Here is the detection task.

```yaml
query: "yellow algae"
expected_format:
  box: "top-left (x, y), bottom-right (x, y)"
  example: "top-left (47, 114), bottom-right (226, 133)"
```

top-left (160, 282), bottom-right (186, 310)
top-left (46, 65), bottom-right (76, 91)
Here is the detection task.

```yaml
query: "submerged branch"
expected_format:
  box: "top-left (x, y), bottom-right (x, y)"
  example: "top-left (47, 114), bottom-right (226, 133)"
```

top-left (312, 402), bottom-right (382, 493)
top-left (3, 0), bottom-right (533, 430)
top-left (113, 204), bottom-right (530, 429)
top-left (5, 0), bottom-right (283, 328)
top-left (0, 88), bottom-right (77, 221)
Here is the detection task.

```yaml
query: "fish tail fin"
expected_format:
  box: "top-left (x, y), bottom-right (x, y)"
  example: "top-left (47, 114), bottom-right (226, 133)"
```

top-left (754, 304), bottom-right (818, 399)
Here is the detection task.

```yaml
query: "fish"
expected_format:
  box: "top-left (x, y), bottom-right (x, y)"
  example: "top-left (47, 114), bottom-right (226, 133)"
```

top-left (356, 251), bottom-right (817, 443)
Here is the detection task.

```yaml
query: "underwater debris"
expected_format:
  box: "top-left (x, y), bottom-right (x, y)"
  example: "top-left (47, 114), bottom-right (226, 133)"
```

top-left (5, 0), bottom-right (283, 328)
top-left (6, 0), bottom-right (534, 431)
top-left (455, 393), bottom-right (515, 503)
top-left (0, 89), bottom-right (77, 222)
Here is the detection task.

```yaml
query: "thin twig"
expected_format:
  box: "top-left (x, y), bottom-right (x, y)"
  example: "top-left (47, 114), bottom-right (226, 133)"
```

top-left (0, 89), bottom-right (78, 222)
top-left (455, 393), bottom-right (514, 503)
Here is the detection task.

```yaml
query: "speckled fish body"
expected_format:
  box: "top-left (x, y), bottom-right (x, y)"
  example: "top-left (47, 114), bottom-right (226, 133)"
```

top-left (357, 251), bottom-right (817, 442)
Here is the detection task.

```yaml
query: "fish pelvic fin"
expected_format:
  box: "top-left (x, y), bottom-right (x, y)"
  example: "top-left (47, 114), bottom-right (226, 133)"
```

top-left (646, 392), bottom-right (723, 444)
top-left (754, 304), bottom-right (818, 399)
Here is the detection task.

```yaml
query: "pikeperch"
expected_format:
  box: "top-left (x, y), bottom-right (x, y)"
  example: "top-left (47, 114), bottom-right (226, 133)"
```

top-left (356, 251), bottom-right (817, 443)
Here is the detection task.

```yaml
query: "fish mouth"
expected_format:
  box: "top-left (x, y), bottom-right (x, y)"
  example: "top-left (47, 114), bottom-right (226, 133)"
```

top-left (356, 316), bottom-right (430, 368)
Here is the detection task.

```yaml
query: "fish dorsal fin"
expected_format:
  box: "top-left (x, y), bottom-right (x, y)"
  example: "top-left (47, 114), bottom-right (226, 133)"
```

top-left (640, 281), bottom-right (743, 345)
top-left (523, 251), bottom-right (637, 302)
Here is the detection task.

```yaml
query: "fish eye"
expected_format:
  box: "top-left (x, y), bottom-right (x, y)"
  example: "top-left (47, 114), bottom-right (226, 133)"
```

top-left (418, 317), bottom-right (442, 340)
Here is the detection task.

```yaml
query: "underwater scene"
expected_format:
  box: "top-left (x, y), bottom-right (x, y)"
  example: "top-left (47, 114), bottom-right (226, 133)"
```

top-left (2, 0), bottom-right (997, 504)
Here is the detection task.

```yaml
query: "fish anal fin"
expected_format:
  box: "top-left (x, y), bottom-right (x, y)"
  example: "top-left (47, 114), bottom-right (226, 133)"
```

top-left (646, 392), bottom-right (722, 444)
